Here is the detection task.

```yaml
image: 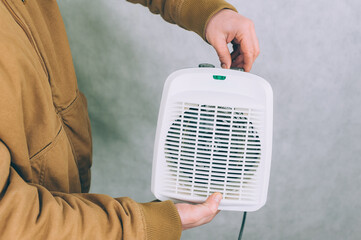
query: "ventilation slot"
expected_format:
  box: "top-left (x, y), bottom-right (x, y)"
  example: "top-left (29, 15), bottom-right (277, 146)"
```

top-left (163, 102), bottom-right (264, 203)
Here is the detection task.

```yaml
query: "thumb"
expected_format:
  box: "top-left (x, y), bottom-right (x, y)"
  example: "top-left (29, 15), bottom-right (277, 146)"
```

top-left (203, 192), bottom-right (223, 213)
top-left (212, 40), bottom-right (232, 69)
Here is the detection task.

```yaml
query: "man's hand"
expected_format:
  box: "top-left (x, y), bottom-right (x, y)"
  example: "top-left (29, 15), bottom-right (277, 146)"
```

top-left (205, 9), bottom-right (260, 72)
top-left (175, 192), bottom-right (222, 230)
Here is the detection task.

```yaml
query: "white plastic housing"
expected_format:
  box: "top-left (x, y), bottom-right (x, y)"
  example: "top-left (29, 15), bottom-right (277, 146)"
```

top-left (152, 68), bottom-right (273, 211)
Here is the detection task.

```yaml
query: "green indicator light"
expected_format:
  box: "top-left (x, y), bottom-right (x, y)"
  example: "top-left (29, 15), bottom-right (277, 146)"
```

top-left (213, 75), bottom-right (226, 80)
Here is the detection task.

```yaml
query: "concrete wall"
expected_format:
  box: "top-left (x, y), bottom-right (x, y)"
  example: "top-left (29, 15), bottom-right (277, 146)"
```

top-left (58, 0), bottom-right (361, 239)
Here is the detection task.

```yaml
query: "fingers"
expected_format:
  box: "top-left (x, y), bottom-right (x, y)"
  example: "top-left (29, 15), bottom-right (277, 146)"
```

top-left (238, 21), bottom-right (259, 72)
top-left (205, 9), bottom-right (260, 71)
top-left (212, 39), bottom-right (232, 69)
top-left (242, 48), bottom-right (254, 72)
top-left (187, 193), bottom-right (222, 229)
top-left (231, 33), bottom-right (259, 71)
top-left (231, 42), bottom-right (240, 61)
top-left (231, 54), bottom-right (244, 68)
top-left (203, 192), bottom-right (222, 213)
top-left (251, 22), bottom-right (260, 59)
top-left (175, 193), bottom-right (222, 230)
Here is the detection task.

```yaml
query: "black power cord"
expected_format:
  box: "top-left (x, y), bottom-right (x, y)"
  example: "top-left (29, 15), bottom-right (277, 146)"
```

top-left (237, 212), bottom-right (247, 240)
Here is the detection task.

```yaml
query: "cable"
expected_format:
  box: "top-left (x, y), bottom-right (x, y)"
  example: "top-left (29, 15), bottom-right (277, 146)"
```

top-left (237, 212), bottom-right (247, 240)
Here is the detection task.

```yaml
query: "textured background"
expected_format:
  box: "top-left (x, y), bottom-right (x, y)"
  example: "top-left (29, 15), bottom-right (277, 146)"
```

top-left (58, 0), bottom-right (361, 239)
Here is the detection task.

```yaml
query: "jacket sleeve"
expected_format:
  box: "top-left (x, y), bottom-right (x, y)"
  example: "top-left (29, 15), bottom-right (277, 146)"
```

top-left (0, 140), bottom-right (181, 239)
top-left (0, 43), bottom-right (181, 240)
top-left (126, 0), bottom-right (237, 39)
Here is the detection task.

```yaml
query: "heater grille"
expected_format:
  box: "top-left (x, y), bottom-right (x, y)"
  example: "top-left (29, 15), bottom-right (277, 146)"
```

top-left (162, 102), bottom-right (265, 203)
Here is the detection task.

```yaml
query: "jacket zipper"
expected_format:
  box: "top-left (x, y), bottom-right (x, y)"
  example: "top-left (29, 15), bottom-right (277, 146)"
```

top-left (2, 0), bottom-right (50, 79)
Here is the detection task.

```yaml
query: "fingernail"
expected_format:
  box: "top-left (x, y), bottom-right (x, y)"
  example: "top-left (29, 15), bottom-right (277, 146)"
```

top-left (221, 63), bottom-right (226, 69)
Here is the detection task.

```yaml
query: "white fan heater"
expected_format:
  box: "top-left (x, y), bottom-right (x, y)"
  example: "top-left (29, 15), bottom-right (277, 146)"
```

top-left (152, 67), bottom-right (273, 211)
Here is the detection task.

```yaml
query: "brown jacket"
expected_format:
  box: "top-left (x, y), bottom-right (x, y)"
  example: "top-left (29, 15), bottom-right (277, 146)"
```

top-left (0, 0), bottom-right (236, 239)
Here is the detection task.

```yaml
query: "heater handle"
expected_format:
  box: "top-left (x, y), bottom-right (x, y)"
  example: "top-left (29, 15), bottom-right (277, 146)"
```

top-left (198, 63), bottom-right (245, 72)
top-left (198, 63), bottom-right (215, 68)
top-left (230, 67), bottom-right (245, 71)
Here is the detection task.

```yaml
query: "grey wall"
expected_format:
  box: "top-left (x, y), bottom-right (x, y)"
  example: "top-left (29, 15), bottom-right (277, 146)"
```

top-left (58, 0), bottom-right (361, 239)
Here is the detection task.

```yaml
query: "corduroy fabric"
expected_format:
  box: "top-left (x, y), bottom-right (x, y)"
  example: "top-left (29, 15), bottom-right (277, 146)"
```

top-left (139, 200), bottom-right (182, 240)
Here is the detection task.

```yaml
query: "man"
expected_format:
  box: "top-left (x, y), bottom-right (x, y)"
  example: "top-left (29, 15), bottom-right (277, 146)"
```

top-left (0, 0), bottom-right (259, 239)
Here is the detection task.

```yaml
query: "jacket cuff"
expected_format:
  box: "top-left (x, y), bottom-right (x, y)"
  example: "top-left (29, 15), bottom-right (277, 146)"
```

top-left (138, 200), bottom-right (182, 240)
top-left (176, 0), bottom-right (237, 40)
